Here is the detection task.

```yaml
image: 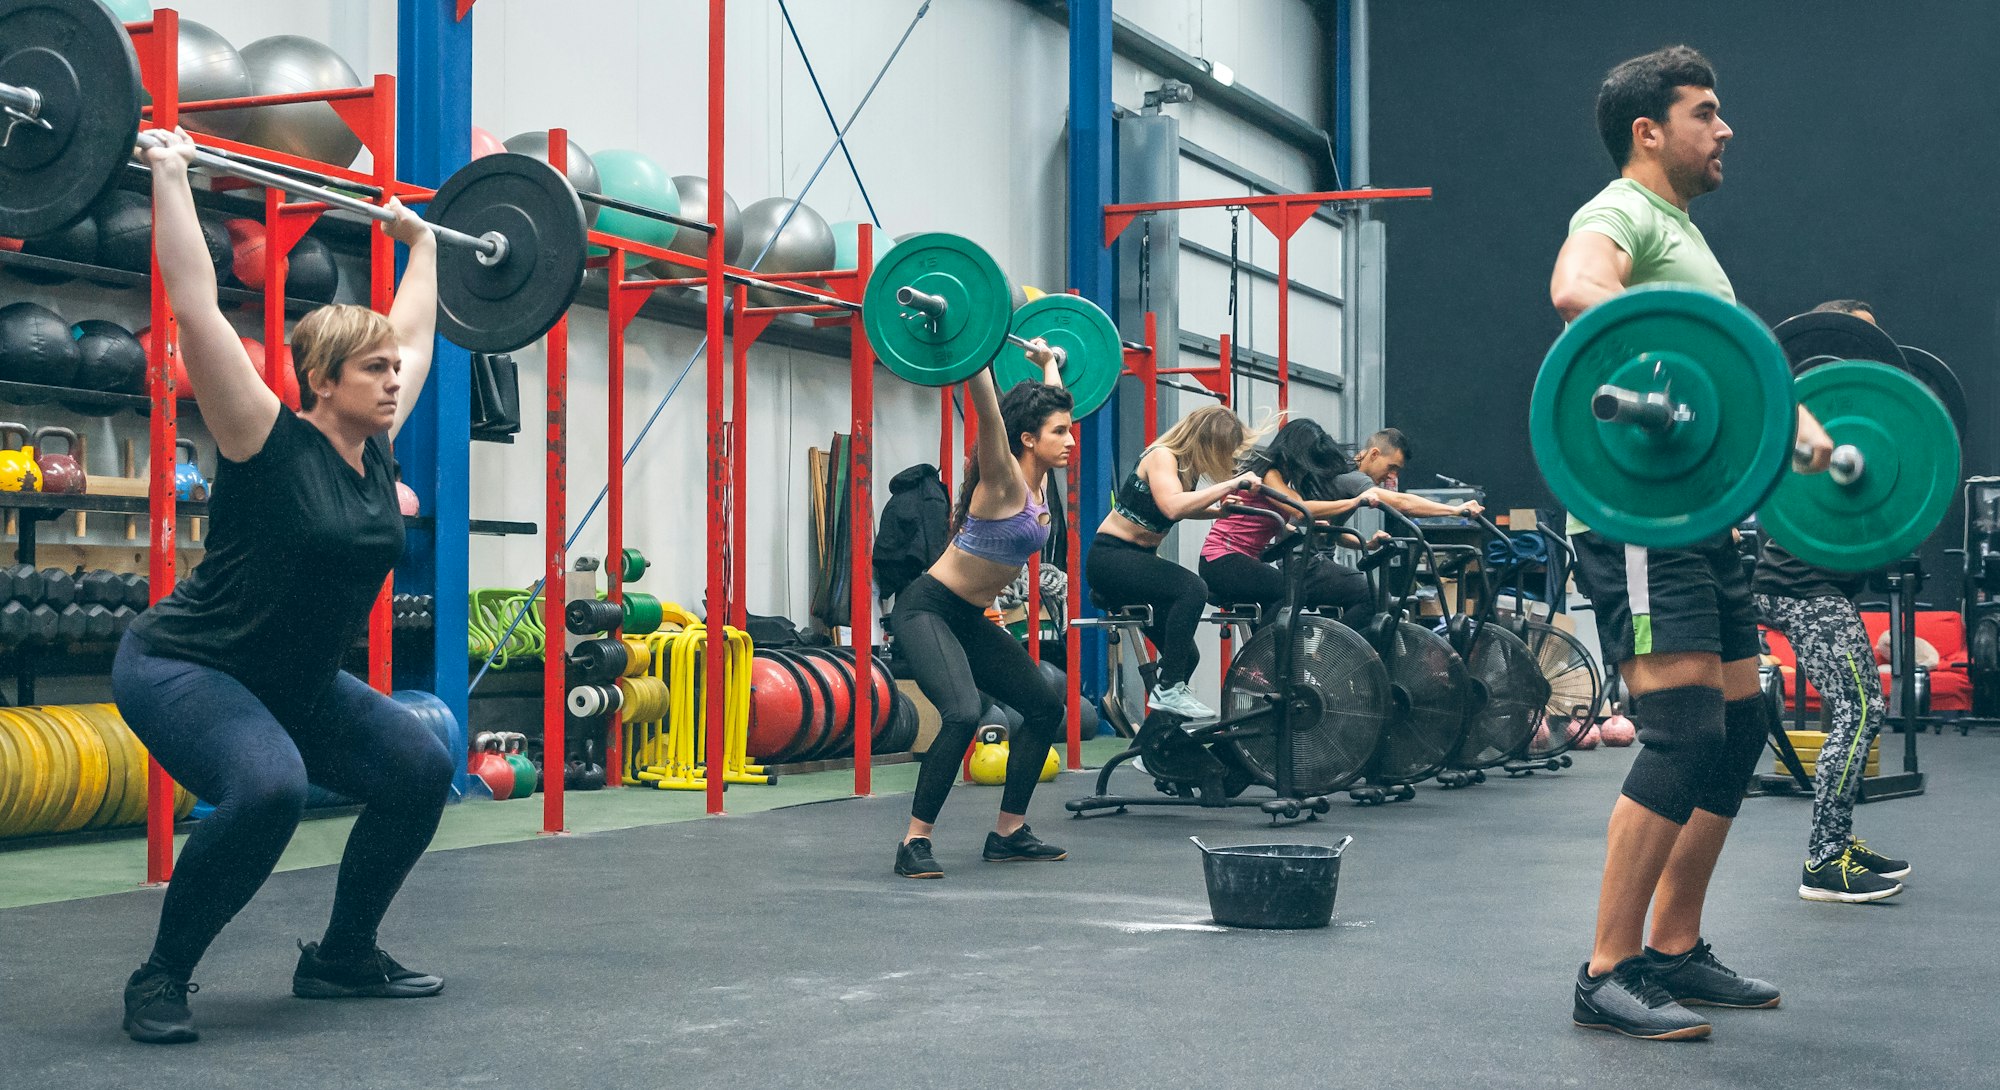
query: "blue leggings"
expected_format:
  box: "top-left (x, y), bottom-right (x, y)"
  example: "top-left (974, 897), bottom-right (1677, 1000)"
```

top-left (112, 632), bottom-right (454, 976)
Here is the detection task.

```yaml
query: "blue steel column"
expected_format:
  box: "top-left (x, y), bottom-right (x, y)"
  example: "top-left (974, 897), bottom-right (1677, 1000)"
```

top-left (398, 0), bottom-right (473, 792)
top-left (1069, 0), bottom-right (1116, 712)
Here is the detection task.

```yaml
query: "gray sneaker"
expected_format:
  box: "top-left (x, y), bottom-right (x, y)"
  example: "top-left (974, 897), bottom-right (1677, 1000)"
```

top-left (1148, 682), bottom-right (1216, 720)
top-left (1572, 957), bottom-right (1712, 1041)
top-left (1645, 940), bottom-right (1780, 1009)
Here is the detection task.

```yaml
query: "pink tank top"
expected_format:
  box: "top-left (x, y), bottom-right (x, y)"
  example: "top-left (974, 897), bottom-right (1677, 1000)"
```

top-left (1200, 492), bottom-right (1285, 563)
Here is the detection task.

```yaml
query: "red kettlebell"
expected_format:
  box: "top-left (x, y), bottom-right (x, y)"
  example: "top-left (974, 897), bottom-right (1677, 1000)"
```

top-left (470, 732), bottom-right (515, 799)
top-left (396, 480), bottom-right (420, 516)
top-left (32, 426), bottom-right (86, 494)
top-left (1599, 714), bottom-right (1636, 747)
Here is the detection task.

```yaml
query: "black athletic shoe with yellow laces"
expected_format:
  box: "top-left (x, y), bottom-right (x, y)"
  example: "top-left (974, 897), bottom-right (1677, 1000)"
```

top-left (1801, 848), bottom-right (1903, 904)
top-left (1844, 838), bottom-right (1910, 879)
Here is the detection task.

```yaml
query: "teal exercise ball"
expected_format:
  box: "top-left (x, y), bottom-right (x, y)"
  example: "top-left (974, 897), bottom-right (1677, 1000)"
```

top-left (587, 149), bottom-right (679, 257)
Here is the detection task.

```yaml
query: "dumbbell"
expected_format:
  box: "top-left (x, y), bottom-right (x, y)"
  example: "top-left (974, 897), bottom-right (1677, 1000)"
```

top-left (38, 568), bottom-right (75, 609)
top-left (1, 563), bottom-right (42, 605)
top-left (119, 572), bottom-right (149, 609)
top-left (79, 604), bottom-right (115, 641)
top-left (110, 605), bottom-right (137, 635)
top-left (0, 600), bottom-right (28, 644)
top-left (76, 569), bottom-right (124, 605)
top-left (26, 603), bottom-right (59, 643)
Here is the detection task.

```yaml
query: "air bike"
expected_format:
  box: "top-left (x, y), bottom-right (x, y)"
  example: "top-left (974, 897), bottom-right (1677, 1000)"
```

top-left (1067, 489), bottom-right (1409, 820)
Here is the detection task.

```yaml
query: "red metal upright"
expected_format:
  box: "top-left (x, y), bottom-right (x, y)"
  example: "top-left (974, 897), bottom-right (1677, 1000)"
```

top-left (135, 8), bottom-right (181, 886)
top-left (605, 250), bottom-right (632, 787)
top-left (703, 0), bottom-right (730, 816)
top-left (541, 133), bottom-right (571, 834)
top-left (848, 224), bottom-right (876, 795)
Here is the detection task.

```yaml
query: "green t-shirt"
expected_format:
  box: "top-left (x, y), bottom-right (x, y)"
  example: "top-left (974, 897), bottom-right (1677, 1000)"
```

top-left (1563, 178), bottom-right (1735, 535)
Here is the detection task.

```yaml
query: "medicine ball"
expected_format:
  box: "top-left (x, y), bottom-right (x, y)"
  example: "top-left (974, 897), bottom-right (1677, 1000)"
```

top-left (15, 215), bottom-right (98, 284)
top-left (0, 303), bottom-right (83, 389)
top-left (70, 320), bottom-right (147, 394)
top-left (196, 209), bottom-right (233, 285)
top-left (224, 218), bottom-right (271, 289)
top-left (285, 235), bottom-right (339, 303)
top-left (94, 190), bottom-right (155, 274)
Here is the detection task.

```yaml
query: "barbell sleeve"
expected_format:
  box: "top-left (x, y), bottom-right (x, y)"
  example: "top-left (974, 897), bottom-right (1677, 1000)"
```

top-left (1793, 441), bottom-right (1864, 485)
top-left (0, 80), bottom-right (42, 118)
top-left (1591, 384), bottom-right (1679, 431)
top-left (133, 129), bottom-right (505, 260)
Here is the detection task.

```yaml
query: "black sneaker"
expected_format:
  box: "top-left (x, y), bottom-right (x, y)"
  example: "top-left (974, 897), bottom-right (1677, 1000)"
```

top-left (1801, 850), bottom-right (1904, 904)
top-left (123, 965), bottom-right (199, 1044)
top-left (1845, 838), bottom-right (1911, 879)
top-left (982, 825), bottom-right (1068, 862)
top-left (292, 941), bottom-right (444, 999)
top-left (895, 837), bottom-right (943, 879)
top-left (1645, 940), bottom-right (1781, 1008)
top-left (1572, 957), bottom-right (1712, 1040)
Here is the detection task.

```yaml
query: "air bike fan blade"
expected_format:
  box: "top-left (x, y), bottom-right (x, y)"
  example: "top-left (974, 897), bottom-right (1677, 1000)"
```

top-left (1224, 616), bottom-right (1390, 797)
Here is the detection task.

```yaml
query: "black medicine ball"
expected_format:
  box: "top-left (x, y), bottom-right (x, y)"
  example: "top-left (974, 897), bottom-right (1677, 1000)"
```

top-left (0, 302), bottom-right (83, 389)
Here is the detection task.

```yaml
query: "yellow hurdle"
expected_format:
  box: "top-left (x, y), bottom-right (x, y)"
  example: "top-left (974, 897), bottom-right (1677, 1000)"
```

top-left (630, 623), bottom-right (771, 790)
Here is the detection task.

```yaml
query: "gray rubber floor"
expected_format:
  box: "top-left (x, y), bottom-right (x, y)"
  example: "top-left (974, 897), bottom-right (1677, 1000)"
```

top-left (3, 731), bottom-right (1996, 1090)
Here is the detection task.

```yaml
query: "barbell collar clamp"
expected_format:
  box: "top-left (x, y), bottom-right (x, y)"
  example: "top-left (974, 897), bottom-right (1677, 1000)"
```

top-left (1591, 384), bottom-right (1689, 431)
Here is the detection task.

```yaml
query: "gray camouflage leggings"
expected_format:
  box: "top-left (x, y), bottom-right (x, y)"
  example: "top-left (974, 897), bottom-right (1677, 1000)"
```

top-left (1754, 593), bottom-right (1886, 867)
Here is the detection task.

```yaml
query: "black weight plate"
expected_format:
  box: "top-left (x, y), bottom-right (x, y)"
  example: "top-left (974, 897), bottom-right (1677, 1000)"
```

top-left (1896, 344), bottom-right (1970, 437)
top-left (429, 152), bottom-right (587, 353)
top-left (0, 0), bottom-right (143, 238)
top-left (1774, 310), bottom-right (1905, 374)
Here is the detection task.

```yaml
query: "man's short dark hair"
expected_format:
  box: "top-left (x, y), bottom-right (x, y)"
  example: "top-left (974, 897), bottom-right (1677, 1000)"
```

top-left (1812, 299), bottom-right (1876, 317)
top-left (1596, 45), bottom-right (1717, 168)
top-left (1369, 427), bottom-right (1412, 463)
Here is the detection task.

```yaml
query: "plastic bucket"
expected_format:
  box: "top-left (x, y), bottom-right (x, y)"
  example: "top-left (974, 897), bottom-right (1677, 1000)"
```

top-left (1191, 835), bottom-right (1352, 929)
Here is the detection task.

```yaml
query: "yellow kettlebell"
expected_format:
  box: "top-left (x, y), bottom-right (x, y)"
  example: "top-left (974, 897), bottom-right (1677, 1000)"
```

top-left (969, 724), bottom-right (1010, 785)
top-left (0, 422), bottom-right (42, 493)
top-left (1039, 746), bottom-right (1060, 783)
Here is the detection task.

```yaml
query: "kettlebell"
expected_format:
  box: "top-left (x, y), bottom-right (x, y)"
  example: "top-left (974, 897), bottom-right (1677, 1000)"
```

top-left (32, 426), bottom-right (85, 494)
top-left (502, 733), bottom-right (538, 798)
top-left (968, 723), bottom-right (1010, 786)
top-left (0, 423), bottom-right (43, 492)
top-left (173, 438), bottom-right (208, 501)
top-left (1039, 746), bottom-right (1060, 783)
top-left (470, 732), bottom-right (515, 799)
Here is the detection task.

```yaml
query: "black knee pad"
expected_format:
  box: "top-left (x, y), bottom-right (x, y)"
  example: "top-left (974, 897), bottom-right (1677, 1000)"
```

top-left (1619, 686), bottom-right (1725, 824)
top-left (1694, 695), bottom-right (1770, 819)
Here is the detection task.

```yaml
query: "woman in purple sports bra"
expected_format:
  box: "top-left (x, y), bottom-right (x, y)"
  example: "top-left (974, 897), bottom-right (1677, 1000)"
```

top-left (892, 340), bottom-right (1072, 880)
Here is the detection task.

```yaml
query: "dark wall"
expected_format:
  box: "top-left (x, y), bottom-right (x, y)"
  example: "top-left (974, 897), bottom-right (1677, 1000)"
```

top-left (1373, 2), bottom-right (1998, 599)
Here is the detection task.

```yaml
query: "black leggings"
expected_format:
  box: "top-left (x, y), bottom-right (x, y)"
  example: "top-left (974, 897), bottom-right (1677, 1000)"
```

top-left (1084, 533), bottom-right (1207, 686)
top-left (893, 574), bottom-right (1063, 825)
top-left (1198, 551), bottom-right (1371, 627)
top-left (112, 632), bottom-right (454, 976)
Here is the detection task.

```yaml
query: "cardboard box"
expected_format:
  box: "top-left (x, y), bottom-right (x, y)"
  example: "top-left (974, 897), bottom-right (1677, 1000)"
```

top-left (1509, 508), bottom-right (1539, 531)
top-left (899, 680), bottom-right (942, 754)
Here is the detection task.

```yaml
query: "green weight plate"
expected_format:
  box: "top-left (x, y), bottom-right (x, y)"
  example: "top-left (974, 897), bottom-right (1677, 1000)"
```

top-left (622, 591), bottom-right (663, 636)
top-left (0, 0), bottom-right (144, 238)
top-left (996, 293), bottom-right (1122, 417)
top-left (620, 547), bottom-right (648, 583)
top-left (861, 232), bottom-right (1011, 387)
top-left (1530, 285), bottom-right (1795, 547)
top-left (430, 152), bottom-right (589, 354)
top-left (1760, 360), bottom-right (1959, 573)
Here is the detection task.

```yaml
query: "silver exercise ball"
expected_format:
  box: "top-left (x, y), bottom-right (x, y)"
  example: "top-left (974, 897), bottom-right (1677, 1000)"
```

top-left (232, 36), bottom-right (364, 168)
top-left (738, 198), bottom-right (835, 308)
top-left (169, 22), bottom-right (252, 141)
top-left (502, 132), bottom-right (603, 228)
top-left (648, 175), bottom-right (742, 278)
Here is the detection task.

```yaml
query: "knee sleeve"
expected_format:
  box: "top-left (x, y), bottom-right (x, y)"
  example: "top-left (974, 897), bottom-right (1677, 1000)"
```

top-left (1694, 695), bottom-right (1770, 819)
top-left (1619, 685), bottom-right (1725, 824)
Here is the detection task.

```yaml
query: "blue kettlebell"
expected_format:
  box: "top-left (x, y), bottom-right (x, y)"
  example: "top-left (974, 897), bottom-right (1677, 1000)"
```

top-left (174, 438), bottom-right (209, 501)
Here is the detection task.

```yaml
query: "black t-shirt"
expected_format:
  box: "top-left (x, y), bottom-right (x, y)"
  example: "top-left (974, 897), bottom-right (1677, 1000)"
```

top-left (131, 410), bottom-right (405, 699)
top-left (1752, 540), bottom-right (1867, 602)
top-left (1327, 470), bottom-right (1373, 524)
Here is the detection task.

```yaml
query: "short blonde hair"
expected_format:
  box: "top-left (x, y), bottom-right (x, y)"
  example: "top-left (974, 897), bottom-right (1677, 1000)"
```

top-left (290, 304), bottom-right (395, 411)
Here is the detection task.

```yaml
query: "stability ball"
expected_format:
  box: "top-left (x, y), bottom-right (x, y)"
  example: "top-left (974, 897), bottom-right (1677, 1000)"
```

top-left (587, 149), bottom-right (678, 256)
top-left (737, 198), bottom-right (835, 307)
top-left (469, 125), bottom-right (506, 160)
top-left (101, 0), bottom-right (148, 20)
top-left (175, 21), bottom-right (252, 141)
top-left (0, 303), bottom-right (82, 388)
top-left (831, 220), bottom-right (866, 270)
top-left (502, 132), bottom-right (602, 227)
top-left (231, 37), bottom-right (364, 167)
top-left (650, 175), bottom-right (742, 278)
top-left (69, 320), bottom-right (148, 394)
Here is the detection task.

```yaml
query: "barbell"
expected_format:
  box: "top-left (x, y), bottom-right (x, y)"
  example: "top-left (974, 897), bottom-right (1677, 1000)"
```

top-left (0, 0), bottom-right (1126, 411)
top-left (1530, 285), bottom-right (1960, 572)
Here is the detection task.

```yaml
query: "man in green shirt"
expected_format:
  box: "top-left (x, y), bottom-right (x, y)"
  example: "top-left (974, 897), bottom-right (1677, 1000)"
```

top-left (1549, 45), bottom-right (1836, 1043)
